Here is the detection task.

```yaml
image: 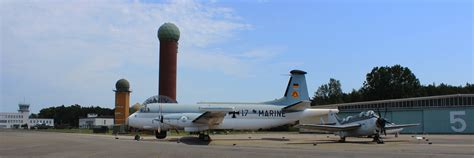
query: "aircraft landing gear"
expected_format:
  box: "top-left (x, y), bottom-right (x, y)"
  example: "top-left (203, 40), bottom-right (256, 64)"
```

top-left (133, 128), bottom-right (141, 141)
top-left (198, 133), bottom-right (211, 141)
top-left (155, 130), bottom-right (167, 139)
top-left (373, 134), bottom-right (384, 144)
top-left (338, 137), bottom-right (346, 143)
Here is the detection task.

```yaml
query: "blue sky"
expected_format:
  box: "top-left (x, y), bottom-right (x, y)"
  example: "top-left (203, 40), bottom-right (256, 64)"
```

top-left (1, 0), bottom-right (472, 113)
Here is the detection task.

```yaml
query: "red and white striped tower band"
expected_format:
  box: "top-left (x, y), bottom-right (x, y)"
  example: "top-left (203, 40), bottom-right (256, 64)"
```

top-left (157, 23), bottom-right (180, 102)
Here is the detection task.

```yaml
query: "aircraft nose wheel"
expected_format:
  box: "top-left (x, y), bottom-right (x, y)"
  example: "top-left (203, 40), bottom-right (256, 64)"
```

top-left (373, 134), bottom-right (384, 144)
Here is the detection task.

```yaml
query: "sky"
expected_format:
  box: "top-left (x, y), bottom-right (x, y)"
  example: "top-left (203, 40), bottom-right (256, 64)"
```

top-left (1, 0), bottom-right (472, 113)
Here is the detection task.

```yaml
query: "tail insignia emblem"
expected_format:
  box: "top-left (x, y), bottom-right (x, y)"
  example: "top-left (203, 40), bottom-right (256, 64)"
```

top-left (291, 91), bottom-right (299, 98)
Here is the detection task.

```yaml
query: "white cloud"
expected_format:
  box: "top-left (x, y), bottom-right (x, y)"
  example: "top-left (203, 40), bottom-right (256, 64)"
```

top-left (0, 0), bottom-right (262, 111)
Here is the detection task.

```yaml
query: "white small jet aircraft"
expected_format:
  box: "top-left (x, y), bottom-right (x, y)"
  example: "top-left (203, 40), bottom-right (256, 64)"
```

top-left (128, 70), bottom-right (338, 141)
top-left (297, 110), bottom-right (419, 144)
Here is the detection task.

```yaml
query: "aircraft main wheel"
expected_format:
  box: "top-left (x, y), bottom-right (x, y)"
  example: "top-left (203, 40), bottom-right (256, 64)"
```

top-left (155, 130), bottom-right (167, 139)
top-left (374, 135), bottom-right (384, 144)
top-left (377, 139), bottom-right (384, 144)
top-left (338, 137), bottom-right (346, 143)
top-left (134, 135), bottom-right (140, 141)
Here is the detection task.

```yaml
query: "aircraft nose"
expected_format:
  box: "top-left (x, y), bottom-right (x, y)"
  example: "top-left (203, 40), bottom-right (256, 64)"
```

top-left (127, 113), bottom-right (137, 127)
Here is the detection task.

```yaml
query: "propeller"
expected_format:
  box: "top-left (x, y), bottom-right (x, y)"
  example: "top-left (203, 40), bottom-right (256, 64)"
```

top-left (155, 104), bottom-right (181, 135)
top-left (156, 104), bottom-right (163, 133)
top-left (376, 117), bottom-right (388, 136)
top-left (376, 108), bottom-right (388, 136)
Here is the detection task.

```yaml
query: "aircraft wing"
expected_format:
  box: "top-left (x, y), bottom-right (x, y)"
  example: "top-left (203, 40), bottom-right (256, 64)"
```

top-left (192, 106), bottom-right (235, 126)
top-left (385, 123), bottom-right (420, 130)
top-left (282, 101), bottom-right (310, 112)
top-left (296, 123), bottom-right (361, 132)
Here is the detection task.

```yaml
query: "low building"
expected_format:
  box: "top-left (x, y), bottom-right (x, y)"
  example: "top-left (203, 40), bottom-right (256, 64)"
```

top-left (0, 103), bottom-right (53, 129)
top-left (29, 118), bottom-right (54, 127)
top-left (79, 114), bottom-right (114, 129)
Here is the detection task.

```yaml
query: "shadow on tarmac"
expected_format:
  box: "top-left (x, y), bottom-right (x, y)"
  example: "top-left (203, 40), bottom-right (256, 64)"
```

top-left (164, 136), bottom-right (293, 146)
top-left (287, 139), bottom-right (410, 145)
top-left (170, 136), bottom-right (211, 145)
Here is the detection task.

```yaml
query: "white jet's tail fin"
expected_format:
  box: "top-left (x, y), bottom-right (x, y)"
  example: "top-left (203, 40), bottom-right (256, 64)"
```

top-left (265, 70), bottom-right (309, 105)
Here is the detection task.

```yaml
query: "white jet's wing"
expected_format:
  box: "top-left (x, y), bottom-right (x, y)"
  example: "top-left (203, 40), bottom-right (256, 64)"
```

top-left (192, 106), bottom-right (234, 126)
top-left (296, 123), bottom-right (361, 132)
top-left (385, 123), bottom-right (420, 130)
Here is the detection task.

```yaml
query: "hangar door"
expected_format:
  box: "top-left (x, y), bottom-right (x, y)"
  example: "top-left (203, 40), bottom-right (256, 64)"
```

top-left (391, 110), bottom-right (423, 134)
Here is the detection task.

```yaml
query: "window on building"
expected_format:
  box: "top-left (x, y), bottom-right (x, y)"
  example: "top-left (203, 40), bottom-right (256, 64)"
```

top-left (104, 120), bottom-right (106, 124)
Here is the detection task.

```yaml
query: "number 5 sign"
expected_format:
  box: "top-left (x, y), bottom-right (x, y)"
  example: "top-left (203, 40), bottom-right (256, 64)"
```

top-left (450, 111), bottom-right (466, 132)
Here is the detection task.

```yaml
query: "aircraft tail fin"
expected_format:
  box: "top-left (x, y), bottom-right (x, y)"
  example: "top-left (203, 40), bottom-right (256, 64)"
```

top-left (327, 111), bottom-right (342, 125)
top-left (265, 70), bottom-right (309, 105)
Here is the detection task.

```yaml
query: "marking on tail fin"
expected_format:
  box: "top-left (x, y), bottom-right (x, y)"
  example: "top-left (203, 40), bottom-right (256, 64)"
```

top-left (291, 91), bottom-right (299, 98)
top-left (293, 83), bottom-right (299, 89)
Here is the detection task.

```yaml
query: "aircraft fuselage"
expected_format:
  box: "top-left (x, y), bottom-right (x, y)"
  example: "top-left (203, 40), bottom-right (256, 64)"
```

top-left (128, 103), bottom-right (333, 132)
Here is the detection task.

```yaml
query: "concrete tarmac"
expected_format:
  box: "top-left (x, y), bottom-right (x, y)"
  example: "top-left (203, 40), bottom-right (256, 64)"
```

top-left (0, 130), bottom-right (473, 158)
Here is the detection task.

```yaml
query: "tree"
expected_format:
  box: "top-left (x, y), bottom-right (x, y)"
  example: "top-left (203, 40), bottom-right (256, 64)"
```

top-left (361, 65), bottom-right (421, 101)
top-left (328, 78), bottom-right (343, 103)
top-left (130, 103), bottom-right (142, 114)
top-left (312, 78), bottom-right (344, 106)
top-left (29, 113), bottom-right (38, 118)
top-left (311, 65), bottom-right (472, 105)
top-left (38, 104), bottom-right (113, 128)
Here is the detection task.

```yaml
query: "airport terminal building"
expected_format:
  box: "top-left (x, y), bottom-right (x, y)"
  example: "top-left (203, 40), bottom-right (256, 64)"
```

top-left (307, 94), bottom-right (474, 134)
top-left (0, 103), bottom-right (54, 129)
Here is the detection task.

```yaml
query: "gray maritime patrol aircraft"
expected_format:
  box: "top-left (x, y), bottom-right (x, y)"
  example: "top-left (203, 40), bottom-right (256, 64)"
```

top-left (297, 110), bottom-right (419, 144)
top-left (128, 70), bottom-right (338, 141)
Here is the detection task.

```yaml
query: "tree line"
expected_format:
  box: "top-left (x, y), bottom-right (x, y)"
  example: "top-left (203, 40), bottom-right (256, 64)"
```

top-left (311, 65), bottom-right (474, 106)
top-left (30, 65), bottom-right (472, 127)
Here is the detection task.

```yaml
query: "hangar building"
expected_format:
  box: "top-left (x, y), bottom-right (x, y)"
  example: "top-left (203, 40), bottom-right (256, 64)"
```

top-left (306, 94), bottom-right (474, 134)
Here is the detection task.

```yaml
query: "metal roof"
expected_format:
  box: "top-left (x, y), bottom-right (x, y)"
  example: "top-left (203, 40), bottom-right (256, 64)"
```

top-left (313, 94), bottom-right (474, 109)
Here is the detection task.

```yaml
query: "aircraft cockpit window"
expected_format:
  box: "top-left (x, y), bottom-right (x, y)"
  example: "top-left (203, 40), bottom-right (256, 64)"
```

top-left (139, 106), bottom-right (150, 112)
top-left (343, 116), bottom-right (353, 122)
top-left (366, 110), bottom-right (375, 117)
